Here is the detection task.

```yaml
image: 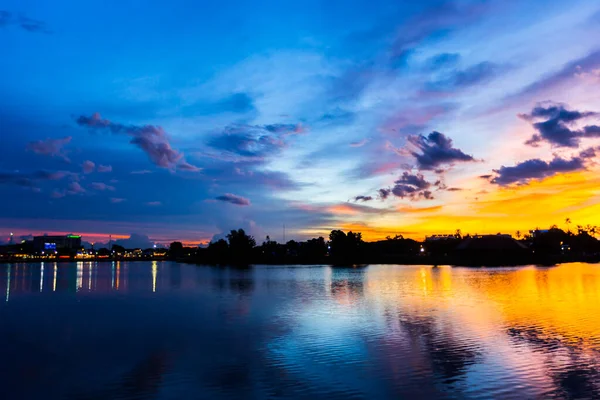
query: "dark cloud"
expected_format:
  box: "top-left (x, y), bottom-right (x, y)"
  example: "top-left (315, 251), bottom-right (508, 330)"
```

top-left (0, 169), bottom-right (72, 188)
top-left (215, 193), bottom-right (251, 206)
top-left (0, 11), bottom-right (51, 33)
top-left (263, 123), bottom-right (305, 134)
top-left (520, 103), bottom-right (599, 148)
top-left (206, 123), bottom-right (304, 162)
top-left (491, 155), bottom-right (586, 186)
top-left (353, 195), bottom-right (373, 202)
top-left (26, 136), bottom-right (71, 162)
top-left (446, 187), bottom-right (463, 191)
top-left (408, 131), bottom-right (475, 170)
top-left (378, 188), bottom-right (391, 200)
top-left (389, 172), bottom-right (435, 200)
top-left (76, 113), bottom-right (200, 171)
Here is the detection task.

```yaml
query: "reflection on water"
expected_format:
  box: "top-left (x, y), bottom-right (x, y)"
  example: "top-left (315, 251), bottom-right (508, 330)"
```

top-left (0, 262), bottom-right (599, 399)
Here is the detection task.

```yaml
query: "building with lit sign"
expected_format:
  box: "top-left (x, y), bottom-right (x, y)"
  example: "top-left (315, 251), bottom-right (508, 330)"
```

top-left (32, 235), bottom-right (82, 252)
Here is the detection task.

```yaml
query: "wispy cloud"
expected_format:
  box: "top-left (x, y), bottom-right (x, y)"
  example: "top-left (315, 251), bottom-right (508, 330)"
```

top-left (76, 113), bottom-right (200, 171)
top-left (27, 137), bottom-right (71, 162)
top-left (97, 164), bottom-right (112, 173)
top-left (91, 182), bottom-right (115, 191)
top-left (215, 193), bottom-right (251, 206)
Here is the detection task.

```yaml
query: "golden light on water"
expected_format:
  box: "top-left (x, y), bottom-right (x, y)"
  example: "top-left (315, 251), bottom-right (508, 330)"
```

top-left (152, 261), bottom-right (158, 293)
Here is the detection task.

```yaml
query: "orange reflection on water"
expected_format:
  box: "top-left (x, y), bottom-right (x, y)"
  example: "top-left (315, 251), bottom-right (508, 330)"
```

top-left (365, 264), bottom-right (600, 350)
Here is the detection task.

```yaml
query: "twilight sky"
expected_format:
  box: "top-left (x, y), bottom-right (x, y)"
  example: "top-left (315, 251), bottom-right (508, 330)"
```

top-left (2, 0), bottom-right (600, 245)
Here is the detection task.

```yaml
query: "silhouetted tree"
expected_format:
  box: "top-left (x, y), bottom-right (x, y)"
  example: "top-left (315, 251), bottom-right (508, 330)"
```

top-left (169, 241), bottom-right (184, 258)
top-left (207, 239), bottom-right (228, 263)
top-left (329, 230), bottom-right (363, 262)
top-left (227, 229), bottom-right (256, 263)
top-left (112, 244), bottom-right (125, 253)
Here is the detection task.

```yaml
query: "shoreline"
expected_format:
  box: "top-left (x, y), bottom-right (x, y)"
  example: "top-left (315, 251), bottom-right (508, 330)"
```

top-left (1, 254), bottom-right (599, 267)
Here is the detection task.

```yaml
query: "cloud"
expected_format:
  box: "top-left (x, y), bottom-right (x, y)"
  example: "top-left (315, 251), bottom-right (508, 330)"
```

top-left (146, 201), bottom-right (162, 206)
top-left (131, 170), bottom-right (152, 174)
top-left (520, 103), bottom-right (599, 148)
top-left (407, 131), bottom-right (475, 170)
top-left (350, 138), bottom-right (369, 147)
top-left (515, 50), bottom-right (600, 100)
top-left (0, 11), bottom-right (52, 33)
top-left (387, 171), bottom-right (435, 200)
top-left (428, 61), bottom-right (503, 91)
top-left (91, 182), bottom-right (115, 191)
top-left (82, 160), bottom-right (95, 174)
top-left (206, 123), bottom-right (304, 162)
top-left (491, 155), bottom-right (587, 186)
top-left (353, 196), bottom-right (373, 202)
top-left (97, 164), bottom-right (112, 173)
top-left (68, 182), bottom-right (86, 194)
top-left (215, 193), bottom-right (251, 206)
top-left (26, 136), bottom-right (71, 162)
top-left (76, 113), bottom-right (199, 171)
top-left (114, 233), bottom-right (154, 249)
top-left (377, 188), bottom-right (391, 200)
top-left (0, 169), bottom-right (72, 188)
top-left (110, 197), bottom-right (126, 203)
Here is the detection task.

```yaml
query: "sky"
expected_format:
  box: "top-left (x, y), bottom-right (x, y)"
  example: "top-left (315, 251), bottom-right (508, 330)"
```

top-left (2, 0), bottom-right (600, 246)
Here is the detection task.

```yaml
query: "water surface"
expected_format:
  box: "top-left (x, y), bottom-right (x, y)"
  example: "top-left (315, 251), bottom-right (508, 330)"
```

top-left (1, 262), bottom-right (599, 399)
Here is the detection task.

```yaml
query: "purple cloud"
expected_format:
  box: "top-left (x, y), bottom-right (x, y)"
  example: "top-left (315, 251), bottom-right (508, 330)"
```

top-left (27, 136), bottom-right (71, 162)
top-left (91, 182), bottom-right (115, 191)
top-left (215, 193), bottom-right (251, 206)
top-left (146, 201), bottom-right (162, 206)
top-left (68, 182), bottom-right (86, 194)
top-left (388, 171), bottom-right (435, 200)
top-left (378, 188), bottom-right (391, 200)
top-left (491, 155), bottom-right (586, 186)
top-left (353, 195), bottom-right (373, 202)
top-left (407, 131), bottom-right (475, 170)
top-left (0, 169), bottom-right (72, 188)
top-left (82, 160), bottom-right (95, 174)
top-left (76, 113), bottom-right (200, 171)
top-left (97, 164), bottom-right (112, 173)
top-left (520, 103), bottom-right (599, 148)
top-left (110, 198), bottom-right (126, 203)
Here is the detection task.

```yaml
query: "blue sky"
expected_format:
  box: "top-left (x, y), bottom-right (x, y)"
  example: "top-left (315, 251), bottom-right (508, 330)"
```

top-left (2, 0), bottom-right (600, 245)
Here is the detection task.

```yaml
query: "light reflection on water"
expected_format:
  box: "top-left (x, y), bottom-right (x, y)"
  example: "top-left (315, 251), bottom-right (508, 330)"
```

top-left (0, 262), bottom-right (599, 399)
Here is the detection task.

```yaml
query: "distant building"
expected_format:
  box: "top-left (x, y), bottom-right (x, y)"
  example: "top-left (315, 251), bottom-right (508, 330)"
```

top-left (529, 229), bottom-right (549, 238)
top-left (425, 234), bottom-right (460, 242)
top-left (33, 235), bottom-right (82, 252)
top-left (456, 234), bottom-right (528, 257)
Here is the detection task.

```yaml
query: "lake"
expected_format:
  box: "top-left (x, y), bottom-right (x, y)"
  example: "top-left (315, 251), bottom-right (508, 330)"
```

top-left (0, 262), bottom-right (599, 399)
